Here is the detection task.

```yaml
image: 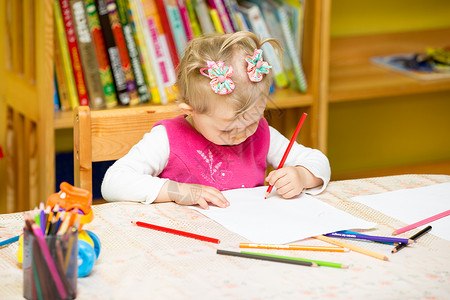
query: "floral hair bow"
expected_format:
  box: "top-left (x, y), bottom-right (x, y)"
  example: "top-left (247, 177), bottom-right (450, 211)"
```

top-left (200, 61), bottom-right (235, 95)
top-left (245, 49), bottom-right (271, 82)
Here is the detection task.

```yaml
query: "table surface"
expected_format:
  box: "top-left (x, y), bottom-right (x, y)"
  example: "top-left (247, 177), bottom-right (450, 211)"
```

top-left (1, 174), bottom-right (450, 300)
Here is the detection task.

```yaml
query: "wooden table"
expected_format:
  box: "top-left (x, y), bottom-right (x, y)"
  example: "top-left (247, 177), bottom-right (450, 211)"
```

top-left (1, 174), bottom-right (449, 299)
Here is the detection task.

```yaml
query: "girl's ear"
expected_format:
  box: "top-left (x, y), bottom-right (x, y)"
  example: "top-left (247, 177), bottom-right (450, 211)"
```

top-left (178, 103), bottom-right (194, 115)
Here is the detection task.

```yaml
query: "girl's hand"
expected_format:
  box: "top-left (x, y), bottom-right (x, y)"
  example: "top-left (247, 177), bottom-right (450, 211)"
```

top-left (159, 181), bottom-right (229, 210)
top-left (265, 166), bottom-right (322, 199)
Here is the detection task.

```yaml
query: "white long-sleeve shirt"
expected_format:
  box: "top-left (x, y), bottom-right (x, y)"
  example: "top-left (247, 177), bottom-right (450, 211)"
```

top-left (101, 124), bottom-right (331, 203)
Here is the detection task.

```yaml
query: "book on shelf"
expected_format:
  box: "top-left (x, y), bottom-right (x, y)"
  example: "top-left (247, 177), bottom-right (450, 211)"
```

top-left (106, 0), bottom-right (140, 105)
top-left (128, 0), bottom-right (162, 103)
top-left (153, 0), bottom-right (180, 68)
top-left (54, 34), bottom-right (71, 111)
top-left (54, 0), bottom-right (77, 110)
top-left (194, 0), bottom-right (215, 34)
top-left (116, 0), bottom-right (151, 103)
top-left (139, 0), bottom-right (179, 103)
top-left (238, 1), bottom-right (288, 88)
top-left (185, 0), bottom-right (202, 38)
top-left (176, 0), bottom-right (194, 41)
top-left (207, 0), bottom-right (233, 33)
top-left (371, 52), bottom-right (450, 81)
top-left (84, 0), bottom-right (118, 108)
top-left (164, 0), bottom-right (189, 58)
top-left (59, 0), bottom-right (90, 106)
top-left (70, 0), bottom-right (107, 109)
top-left (265, 0), bottom-right (307, 92)
top-left (54, 76), bottom-right (61, 111)
top-left (52, 0), bottom-right (308, 112)
top-left (222, 0), bottom-right (240, 32)
top-left (95, 0), bottom-right (131, 105)
top-left (209, 8), bottom-right (224, 33)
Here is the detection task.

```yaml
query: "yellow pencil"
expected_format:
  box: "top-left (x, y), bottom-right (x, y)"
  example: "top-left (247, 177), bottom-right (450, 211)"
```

top-left (314, 235), bottom-right (389, 261)
top-left (239, 243), bottom-right (348, 252)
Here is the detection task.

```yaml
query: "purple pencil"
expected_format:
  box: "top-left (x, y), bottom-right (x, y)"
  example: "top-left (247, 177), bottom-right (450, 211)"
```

top-left (325, 232), bottom-right (414, 244)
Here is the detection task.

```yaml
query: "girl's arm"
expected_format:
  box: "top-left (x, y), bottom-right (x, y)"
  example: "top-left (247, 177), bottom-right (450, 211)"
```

top-left (101, 125), bottom-right (171, 203)
top-left (101, 125), bottom-right (229, 209)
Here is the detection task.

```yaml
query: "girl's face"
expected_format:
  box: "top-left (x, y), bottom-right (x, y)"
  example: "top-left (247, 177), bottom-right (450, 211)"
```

top-left (191, 98), bottom-right (266, 146)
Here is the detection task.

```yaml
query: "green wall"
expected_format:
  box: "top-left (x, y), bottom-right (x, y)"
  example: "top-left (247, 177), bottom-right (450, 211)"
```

top-left (328, 0), bottom-right (450, 177)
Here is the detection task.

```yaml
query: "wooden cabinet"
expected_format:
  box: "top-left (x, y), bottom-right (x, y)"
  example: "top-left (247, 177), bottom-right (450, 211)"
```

top-left (0, 0), bottom-right (327, 212)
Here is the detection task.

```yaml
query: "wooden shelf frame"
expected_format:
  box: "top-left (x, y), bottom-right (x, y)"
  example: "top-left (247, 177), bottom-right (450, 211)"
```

top-left (329, 27), bottom-right (450, 102)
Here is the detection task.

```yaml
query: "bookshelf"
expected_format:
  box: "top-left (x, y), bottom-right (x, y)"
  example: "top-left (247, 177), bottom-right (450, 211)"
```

top-left (325, 0), bottom-right (450, 180)
top-left (0, 0), bottom-right (327, 213)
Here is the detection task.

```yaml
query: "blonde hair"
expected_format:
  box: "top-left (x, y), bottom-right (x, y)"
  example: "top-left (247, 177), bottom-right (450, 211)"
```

top-left (176, 31), bottom-right (282, 117)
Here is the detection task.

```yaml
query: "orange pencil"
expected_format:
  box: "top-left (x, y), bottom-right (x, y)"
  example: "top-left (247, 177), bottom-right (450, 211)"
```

top-left (239, 243), bottom-right (348, 252)
top-left (314, 235), bottom-right (389, 261)
top-left (265, 113), bottom-right (307, 199)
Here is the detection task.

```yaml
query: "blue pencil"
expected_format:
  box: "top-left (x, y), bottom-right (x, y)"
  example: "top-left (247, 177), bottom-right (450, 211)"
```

top-left (0, 235), bottom-right (20, 247)
top-left (325, 232), bottom-right (413, 244)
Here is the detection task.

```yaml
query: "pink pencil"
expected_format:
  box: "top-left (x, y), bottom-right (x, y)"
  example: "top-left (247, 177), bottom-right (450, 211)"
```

top-left (392, 209), bottom-right (450, 235)
top-left (265, 113), bottom-right (307, 199)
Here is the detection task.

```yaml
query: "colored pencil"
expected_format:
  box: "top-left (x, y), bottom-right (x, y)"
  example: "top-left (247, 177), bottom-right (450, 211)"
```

top-left (239, 243), bottom-right (348, 252)
top-left (265, 113), bottom-right (307, 199)
top-left (392, 210), bottom-right (450, 235)
top-left (325, 232), bottom-right (413, 244)
top-left (392, 226), bottom-right (432, 253)
top-left (0, 235), bottom-right (20, 247)
top-left (133, 220), bottom-right (220, 244)
top-left (241, 251), bottom-right (348, 269)
top-left (30, 223), bottom-right (67, 299)
top-left (217, 249), bottom-right (318, 267)
top-left (314, 235), bottom-right (389, 261)
top-left (338, 230), bottom-right (394, 245)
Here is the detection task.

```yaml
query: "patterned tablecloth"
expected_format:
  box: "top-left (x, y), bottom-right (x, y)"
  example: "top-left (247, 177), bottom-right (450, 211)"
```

top-left (1, 174), bottom-right (449, 299)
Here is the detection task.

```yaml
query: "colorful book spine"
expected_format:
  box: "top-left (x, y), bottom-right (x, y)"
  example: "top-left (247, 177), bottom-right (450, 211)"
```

top-left (176, 0), bottom-right (194, 40)
top-left (134, 0), bottom-right (168, 104)
top-left (274, 1), bottom-right (307, 92)
top-left (59, 0), bottom-right (90, 106)
top-left (257, 0), bottom-right (296, 89)
top-left (165, 0), bottom-right (188, 58)
top-left (185, 0), bottom-right (202, 37)
top-left (84, 0), bottom-right (118, 108)
top-left (54, 76), bottom-right (61, 111)
top-left (154, 0), bottom-right (179, 67)
top-left (106, 0), bottom-right (139, 105)
top-left (95, 0), bottom-right (130, 105)
top-left (141, 0), bottom-right (177, 103)
top-left (222, 0), bottom-right (240, 31)
top-left (70, 0), bottom-right (107, 109)
top-left (209, 8), bottom-right (224, 33)
top-left (116, 0), bottom-right (151, 103)
top-left (54, 0), bottom-right (77, 110)
top-left (54, 35), bottom-right (71, 111)
top-left (128, 0), bottom-right (161, 104)
top-left (194, 0), bottom-right (215, 34)
top-left (238, 1), bottom-right (288, 88)
top-left (207, 0), bottom-right (233, 33)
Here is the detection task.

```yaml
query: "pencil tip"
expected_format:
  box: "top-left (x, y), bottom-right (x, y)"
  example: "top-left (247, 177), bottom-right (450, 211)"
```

top-left (384, 256), bottom-right (390, 261)
top-left (341, 264), bottom-right (349, 269)
top-left (391, 249), bottom-right (397, 254)
top-left (392, 231), bottom-right (397, 236)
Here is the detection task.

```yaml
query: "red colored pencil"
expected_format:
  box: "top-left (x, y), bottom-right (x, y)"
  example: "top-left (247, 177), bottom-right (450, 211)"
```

top-left (265, 113), bottom-right (308, 199)
top-left (132, 221), bottom-right (220, 244)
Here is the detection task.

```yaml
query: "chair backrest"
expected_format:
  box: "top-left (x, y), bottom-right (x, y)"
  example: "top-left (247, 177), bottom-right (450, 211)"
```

top-left (73, 105), bottom-right (181, 193)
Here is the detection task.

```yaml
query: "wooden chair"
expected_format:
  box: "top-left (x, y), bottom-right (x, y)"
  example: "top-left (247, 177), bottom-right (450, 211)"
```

top-left (73, 105), bottom-right (181, 194)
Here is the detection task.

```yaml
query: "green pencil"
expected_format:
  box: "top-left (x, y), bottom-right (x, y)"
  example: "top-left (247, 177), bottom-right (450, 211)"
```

top-left (241, 251), bottom-right (348, 269)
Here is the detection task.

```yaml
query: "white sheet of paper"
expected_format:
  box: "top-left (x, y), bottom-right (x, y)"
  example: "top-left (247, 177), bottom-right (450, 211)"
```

top-left (351, 182), bottom-right (450, 241)
top-left (191, 186), bottom-right (375, 244)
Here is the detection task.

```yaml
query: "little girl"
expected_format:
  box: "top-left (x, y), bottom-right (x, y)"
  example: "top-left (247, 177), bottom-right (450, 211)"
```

top-left (101, 31), bottom-right (330, 209)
